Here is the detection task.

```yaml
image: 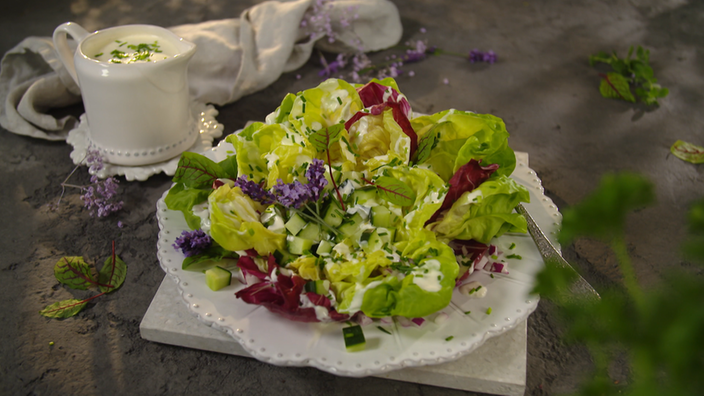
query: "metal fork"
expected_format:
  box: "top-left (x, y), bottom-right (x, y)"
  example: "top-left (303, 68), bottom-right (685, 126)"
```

top-left (515, 203), bottom-right (601, 301)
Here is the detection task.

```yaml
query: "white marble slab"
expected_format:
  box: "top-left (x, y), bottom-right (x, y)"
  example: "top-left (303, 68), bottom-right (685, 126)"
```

top-left (140, 276), bottom-right (527, 396)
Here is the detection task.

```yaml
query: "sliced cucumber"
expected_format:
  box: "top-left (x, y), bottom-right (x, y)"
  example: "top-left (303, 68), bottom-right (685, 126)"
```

top-left (273, 249), bottom-right (294, 265)
top-left (285, 213), bottom-right (308, 236)
top-left (338, 213), bottom-right (364, 238)
top-left (286, 235), bottom-right (314, 255)
top-left (298, 223), bottom-right (321, 242)
top-left (350, 187), bottom-right (378, 206)
top-left (361, 230), bottom-right (383, 254)
top-left (322, 201), bottom-right (345, 228)
top-left (343, 325), bottom-right (366, 352)
top-left (205, 266), bottom-right (231, 291)
top-left (304, 279), bottom-right (330, 295)
top-left (376, 228), bottom-right (396, 244)
top-left (371, 205), bottom-right (398, 228)
top-left (316, 239), bottom-right (333, 255)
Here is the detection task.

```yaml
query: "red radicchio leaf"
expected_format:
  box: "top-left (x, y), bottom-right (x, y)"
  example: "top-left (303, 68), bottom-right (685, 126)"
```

top-left (425, 159), bottom-right (500, 226)
top-left (235, 255), bottom-right (349, 323)
top-left (345, 82), bottom-right (418, 160)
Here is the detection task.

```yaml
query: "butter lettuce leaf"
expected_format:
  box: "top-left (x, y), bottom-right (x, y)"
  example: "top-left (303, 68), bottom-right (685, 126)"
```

top-left (208, 184), bottom-right (285, 255)
top-left (430, 175), bottom-right (530, 244)
top-left (411, 110), bottom-right (516, 181)
top-left (357, 230), bottom-right (459, 318)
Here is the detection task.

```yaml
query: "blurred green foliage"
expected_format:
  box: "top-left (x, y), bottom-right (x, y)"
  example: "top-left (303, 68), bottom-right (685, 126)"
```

top-left (533, 173), bottom-right (704, 396)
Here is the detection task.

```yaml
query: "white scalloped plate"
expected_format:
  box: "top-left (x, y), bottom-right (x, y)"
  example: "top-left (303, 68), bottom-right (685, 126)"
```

top-left (155, 139), bottom-right (561, 377)
top-left (66, 102), bottom-right (224, 181)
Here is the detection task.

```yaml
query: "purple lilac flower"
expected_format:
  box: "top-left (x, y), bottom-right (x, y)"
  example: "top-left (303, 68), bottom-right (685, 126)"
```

top-left (274, 179), bottom-right (312, 209)
top-left (319, 53), bottom-right (346, 77)
top-left (305, 159), bottom-right (328, 201)
top-left (234, 176), bottom-right (276, 204)
top-left (469, 49), bottom-right (497, 64)
top-left (173, 229), bottom-right (212, 257)
top-left (85, 147), bottom-right (104, 173)
top-left (80, 175), bottom-right (124, 217)
top-left (404, 40), bottom-right (428, 63)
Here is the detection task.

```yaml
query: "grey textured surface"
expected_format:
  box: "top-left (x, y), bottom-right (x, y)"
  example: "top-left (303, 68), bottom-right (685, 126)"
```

top-left (1, 1), bottom-right (703, 395)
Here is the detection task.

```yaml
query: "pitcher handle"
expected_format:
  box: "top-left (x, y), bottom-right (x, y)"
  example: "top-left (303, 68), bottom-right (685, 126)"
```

top-left (52, 22), bottom-right (90, 86)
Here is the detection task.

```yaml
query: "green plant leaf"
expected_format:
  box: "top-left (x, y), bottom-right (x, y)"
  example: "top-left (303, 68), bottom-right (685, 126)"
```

top-left (54, 256), bottom-right (95, 290)
top-left (173, 152), bottom-right (227, 189)
top-left (98, 254), bottom-right (126, 293)
top-left (182, 245), bottom-right (239, 271)
top-left (683, 199), bottom-right (704, 262)
top-left (40, 299), bottom-right (88, 319)
top-left (218, 155), bottom-right (239, 179)
top-left (307, 123), bottom-right (345, 152)
top-left (670, 140), bottom-right (704, 164)
top-left (373, 176), bottom-right (416, 207)
top-left (164, 183), bottom-right (211, 230)
top-left (599, 72), bottom-right (636, 103)
top-left (559, 173), bottom-right (655, 245)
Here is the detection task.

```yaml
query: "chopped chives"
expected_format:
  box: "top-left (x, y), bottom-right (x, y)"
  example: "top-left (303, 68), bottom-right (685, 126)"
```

top-left (336, 97), bottom-right (343, 105)
top-left (377, 326), bottom-right (391, 335)
top-left (486, 307), bottom-right (492, 315)
top-left (507, 254), bottom-right (523, 260)
top-left (509, 242), bottom-right (516, 250)
top-left (464, 311), bottom-right (471, 315)
top-left (445, 336), bottom-right (454, 341)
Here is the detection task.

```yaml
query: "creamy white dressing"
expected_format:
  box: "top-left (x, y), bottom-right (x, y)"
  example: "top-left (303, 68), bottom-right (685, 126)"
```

top-left (264, 152), bottom-right (279, 166)
top-left (342, 280), bottom-right (383, 313)
top-left (459, 281), bottom-right (487, 298)
top-left (192, 202), bottom-right (211, 232)
top-left (93, 34), bottom-right (179, 63)
top-left (411, 259), bottom-right (444, 292)
top-left (299, 294), bottom-right (332, 322)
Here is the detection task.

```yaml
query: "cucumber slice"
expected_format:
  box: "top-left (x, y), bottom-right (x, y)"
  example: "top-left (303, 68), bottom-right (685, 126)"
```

top-left (361, 230), bottom-right (383, 254)
top-left (285, 213), bottom-right (308, 236)
top-left (370, 205), bottom-right (398, 228)
top-left (316, 240), bottom-right (333, 255)
top-left (338, 213), bottom-right (364, 237)
top-left (286, 235), bottom-right (314, 255)
top-left (322, 201), bottom-right (345, 228)
top-left (205, 266), bottom-right (231, 291)
top-left (298, 223), bottom-right (321, 242)
top-left (376, 228), bottom-right (396, 244)
top-left (343, 325), bottom-right (366, 352)
top-left (273, 249), bottom-right (294, 265)
top-left (350, 187), bottom-right (378, 206)
top-left (304, 280), bottom-right (330, 295)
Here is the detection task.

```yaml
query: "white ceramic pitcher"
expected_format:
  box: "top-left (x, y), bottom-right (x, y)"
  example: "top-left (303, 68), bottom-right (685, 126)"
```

top-left (53, 22), bottom-right (197, 166)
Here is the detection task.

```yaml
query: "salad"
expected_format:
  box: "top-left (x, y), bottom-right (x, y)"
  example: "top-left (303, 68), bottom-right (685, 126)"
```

top-left (166, 77), bottom-right (529, 326)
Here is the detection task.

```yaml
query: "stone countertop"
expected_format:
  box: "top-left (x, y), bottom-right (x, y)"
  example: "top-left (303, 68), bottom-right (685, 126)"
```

top-left (1, 1), bottom-right (702, 395)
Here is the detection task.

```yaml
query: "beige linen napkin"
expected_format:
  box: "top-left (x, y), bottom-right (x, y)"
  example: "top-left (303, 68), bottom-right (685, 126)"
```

top-left (0, 0), bottom-right (402, 140)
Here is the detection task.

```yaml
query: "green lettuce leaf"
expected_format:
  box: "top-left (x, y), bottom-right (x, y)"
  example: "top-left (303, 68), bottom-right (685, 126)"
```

top-left (208, 184), bottom-right (285, 255)
top-left (430, 175), bottom-right (530, 244)
top-left (288, 78), bottom-right (363, 136)
top-left (411, 110), bottom-right (516, 181)
top-left (357, 230), bottom-right (459, 318)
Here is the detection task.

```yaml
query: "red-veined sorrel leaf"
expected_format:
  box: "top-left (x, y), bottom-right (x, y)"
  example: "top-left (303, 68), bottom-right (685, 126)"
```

top-left (54, 256), bottom-right (94, 290)
top-left (39, 299), bottom-right (89, 319)
top-left (173, 152), bottom-right (227, 189)
top-left (98, 255), bottom-right (126, 293)
top-left (671, 140), bottom-right (704, 164)
top-left (308, 123), bottom-right (345, 152)
top-left (599, 72), bottom-right (635, 103)
top-left (374, 176), bottom-right (416, 207)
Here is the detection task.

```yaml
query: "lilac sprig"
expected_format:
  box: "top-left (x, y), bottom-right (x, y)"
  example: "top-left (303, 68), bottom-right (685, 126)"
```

top-left (234, 176), bottom-right (276, 204)
top-left (469, 49), bottom-right (497, 64)
top-left (305, 158), bottom-right (329, 201)
top-left (80, 175), bottom-right (124, 218)
top-left (173, 229), bottom-right (212, 257)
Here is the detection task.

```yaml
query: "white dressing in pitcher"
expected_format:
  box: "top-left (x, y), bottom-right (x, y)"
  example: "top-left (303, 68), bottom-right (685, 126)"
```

top-left (92, 34), bottom-right (179, 64)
